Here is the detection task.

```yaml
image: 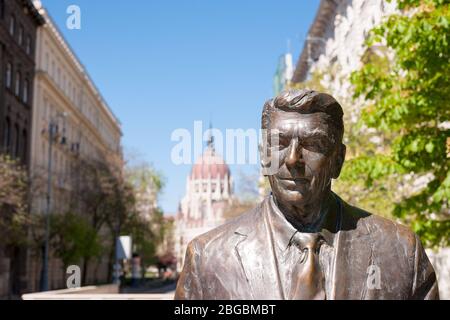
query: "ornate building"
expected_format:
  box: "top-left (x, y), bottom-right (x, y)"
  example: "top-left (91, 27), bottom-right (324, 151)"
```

top-left (0, 0), bottom-right (44, 299)
top-left (0, 0), bottom-right (44, 162)
top-left (175, 138), bottom-right (233, 271)
top-left (26, 1), bottom-right (123, 293)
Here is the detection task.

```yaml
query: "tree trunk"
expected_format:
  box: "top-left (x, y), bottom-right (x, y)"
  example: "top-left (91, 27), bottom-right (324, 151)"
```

top-left (8, 245), bottom-right (24, 299)
top-left (62, 264), bottom-right (67, 289)
top-left (82, 257), bottom-right (89, 286)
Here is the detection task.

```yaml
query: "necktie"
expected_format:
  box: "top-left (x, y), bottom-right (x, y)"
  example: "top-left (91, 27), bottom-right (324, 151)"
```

top-left (289, 232), bottom-right (326, 300)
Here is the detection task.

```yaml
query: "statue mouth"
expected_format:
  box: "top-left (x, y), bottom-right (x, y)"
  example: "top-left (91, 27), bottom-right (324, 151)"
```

top-left (278, 177), bottom-right (309, 183)
top-left (278, 178), bottom-right (310, 190)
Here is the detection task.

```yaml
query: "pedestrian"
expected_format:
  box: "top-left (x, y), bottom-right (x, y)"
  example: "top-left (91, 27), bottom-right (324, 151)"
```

top-left (131, 253), bottom-right (142, 288)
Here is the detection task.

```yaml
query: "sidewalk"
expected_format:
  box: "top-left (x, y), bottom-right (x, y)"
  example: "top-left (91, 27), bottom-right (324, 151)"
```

top-left (22, 281), bottom-right (177, 300)
top-left (120, 280), bottom-right (176, 297)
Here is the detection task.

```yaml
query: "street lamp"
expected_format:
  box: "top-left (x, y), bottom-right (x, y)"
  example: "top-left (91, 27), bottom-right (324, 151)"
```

top-left (112, 198), bottom-right (122, 285)
top-left (40, 112), bottom-right (67, 292)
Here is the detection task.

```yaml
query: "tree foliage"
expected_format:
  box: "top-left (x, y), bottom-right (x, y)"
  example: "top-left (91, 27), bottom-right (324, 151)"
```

top-left (349, 0), bottom-right (450, 248)
top-left (0, 154), bottom-right (29, 246)
top-left (50, 212), bottom-right (102, 269)
top-left (122, 163), bottom-right (169, 268)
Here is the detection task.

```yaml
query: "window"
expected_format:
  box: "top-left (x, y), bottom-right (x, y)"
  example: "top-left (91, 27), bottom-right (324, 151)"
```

top-left (15, 72), bottom-right (21, 96)
top-left (9, 15), bottom-right (15, 35)
top-left (0, 0), bottom-right (4, 19)
top-left (26, 36), bottom-right (32, 55)
top-left (18, 25), bottom-right (23, 45)
top-left (5, 62), bottom-right (12, 88)
top-left (23, 80), bottom-right (29, 103)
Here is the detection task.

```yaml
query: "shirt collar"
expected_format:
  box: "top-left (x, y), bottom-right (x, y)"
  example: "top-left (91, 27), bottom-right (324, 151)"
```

top-left (267, 193), bottom-right (339, 251)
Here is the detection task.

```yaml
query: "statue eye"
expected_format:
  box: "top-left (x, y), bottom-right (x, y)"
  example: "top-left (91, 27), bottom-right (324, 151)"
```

top-left (279, 135), bottom-right (296, 150)
top-left (303, 139), bottom-right (330, 154)
top-left (270, 141), bottom-right (287, 151)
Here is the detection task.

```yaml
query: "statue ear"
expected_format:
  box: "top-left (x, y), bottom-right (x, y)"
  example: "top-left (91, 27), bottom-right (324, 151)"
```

top-left (259, 143), bottom-right (271, 176)
top-left (332, 143), bottom-right (346, 179)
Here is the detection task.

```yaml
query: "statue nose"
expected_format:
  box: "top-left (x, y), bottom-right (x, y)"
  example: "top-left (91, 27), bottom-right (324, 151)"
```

top-left (285, 138), bottom-right (303, 168)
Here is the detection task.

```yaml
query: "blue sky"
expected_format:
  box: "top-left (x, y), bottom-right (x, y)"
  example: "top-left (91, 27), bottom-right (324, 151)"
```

top-left (42, 0), bottom-right (320, 213)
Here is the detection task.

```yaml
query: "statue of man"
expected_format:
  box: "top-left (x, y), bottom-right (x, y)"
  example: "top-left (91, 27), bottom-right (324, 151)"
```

top-left (175, 90), bottom-right (439, 300)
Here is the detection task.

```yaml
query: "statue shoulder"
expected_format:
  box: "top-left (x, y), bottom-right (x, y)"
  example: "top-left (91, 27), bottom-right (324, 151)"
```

top-left (341, 199), bottom-right (417, 249)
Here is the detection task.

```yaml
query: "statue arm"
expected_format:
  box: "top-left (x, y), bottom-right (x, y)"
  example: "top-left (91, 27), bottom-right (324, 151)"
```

top-left (174, 239), bottom-right (203, 300)
top-left (411, 234), bottom-right (439, 300)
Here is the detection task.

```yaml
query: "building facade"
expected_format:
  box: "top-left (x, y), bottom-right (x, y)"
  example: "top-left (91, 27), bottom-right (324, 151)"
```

top-left (25, 2), bottom-right (122, 293)
top-left (292, 0), bottom-right (397, 103)
top-left (291, 0), bottom-right (449, 299)
top-left (0, 0), bottom-right (44, 299)
top-left (0, 0), bottom-right (44, 163)
top-left (175, 140), bottom-right (233, 271)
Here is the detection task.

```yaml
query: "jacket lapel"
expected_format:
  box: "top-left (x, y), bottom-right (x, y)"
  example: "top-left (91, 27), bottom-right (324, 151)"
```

top-left (233, 199), bottom-right (284, 299)
top-left (331, 201), bottom-right (374, 300)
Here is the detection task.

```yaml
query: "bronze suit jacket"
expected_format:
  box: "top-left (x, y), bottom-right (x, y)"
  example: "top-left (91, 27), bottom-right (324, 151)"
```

top-left (175, 196), bottom-right (439, 300)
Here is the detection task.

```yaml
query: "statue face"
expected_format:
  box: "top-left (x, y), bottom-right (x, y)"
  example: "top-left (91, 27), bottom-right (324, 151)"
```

top-left (267, 110), bottom-right (345, 207)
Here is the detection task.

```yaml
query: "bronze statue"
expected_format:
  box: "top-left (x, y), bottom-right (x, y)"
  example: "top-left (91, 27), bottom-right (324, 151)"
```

top-left (175, 90), bottom-right (439, 300)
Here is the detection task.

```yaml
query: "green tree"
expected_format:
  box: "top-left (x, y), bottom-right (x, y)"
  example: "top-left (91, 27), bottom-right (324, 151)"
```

top-left (0, 154), bottom-right (29, 245)
top-left (349, 0), bottom-right (450, 248)
top-left (122, 162), bottom-right (168, 270)
top-left (73, 158), bottom-right (127, 284)
top-left (51, 212), bottom-right (102, 282)
top-left (0, 154), bottom-right (30, 296)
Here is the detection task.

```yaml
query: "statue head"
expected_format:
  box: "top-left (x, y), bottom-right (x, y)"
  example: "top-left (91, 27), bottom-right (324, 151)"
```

top-left (261, 89), bottom-right (346, 211)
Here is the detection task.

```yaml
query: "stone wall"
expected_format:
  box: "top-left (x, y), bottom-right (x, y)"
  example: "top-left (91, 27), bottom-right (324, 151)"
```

top-left (0, 235), bottom-right (112, 299)
top-left (22, 255), bottom-right (111, 297)
top-left (427, 248), bottom-right (450, 300)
